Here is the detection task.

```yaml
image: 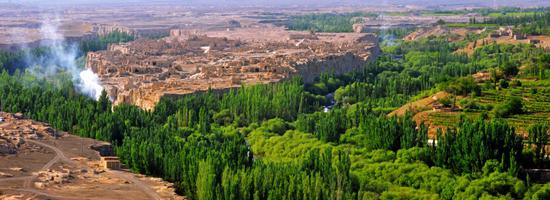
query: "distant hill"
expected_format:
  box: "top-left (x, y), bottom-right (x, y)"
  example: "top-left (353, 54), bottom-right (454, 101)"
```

top-left (8, 0), bottom-right (550, 8)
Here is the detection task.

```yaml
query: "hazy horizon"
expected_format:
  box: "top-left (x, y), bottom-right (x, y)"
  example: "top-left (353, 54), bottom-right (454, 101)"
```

top-left (3, 0), bottom-right (550, 9)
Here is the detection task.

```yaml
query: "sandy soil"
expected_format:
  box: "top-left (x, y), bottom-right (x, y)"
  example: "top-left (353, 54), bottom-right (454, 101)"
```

top-left (0, 113), bottom-right (184, 200)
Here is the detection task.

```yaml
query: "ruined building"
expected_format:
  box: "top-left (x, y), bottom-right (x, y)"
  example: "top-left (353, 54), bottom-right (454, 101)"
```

top-left (86, 28), bottom-right (379, 109)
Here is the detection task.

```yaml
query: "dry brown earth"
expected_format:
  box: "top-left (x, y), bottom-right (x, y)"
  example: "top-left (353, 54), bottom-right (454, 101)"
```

top-left (0, 112), bottom-right (183, 200)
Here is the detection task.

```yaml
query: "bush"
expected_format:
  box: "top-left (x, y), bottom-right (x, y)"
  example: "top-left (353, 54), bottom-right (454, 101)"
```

top-left (507, 97), bottom-right (524, 114)
top-left (482, 160), bottom-right (502, 176)
top-left (483, 81), bottom-right (494, 90)
top-left (438, 97), bottom-right (453, 107)
top-left (213, 109), bottom-right (233, 125)
top-left (453, 172), bottom-right (526, 199)
top-left (502, 64), bottom-right (519, 77)
top-left (445, 77), bottom-right (481, 96)
top-left (480, 111), bottom-right (489, 120)
top-left (510, 80), bottom-right (522, 87)
top-left (261, 118), bottom-right (289, 135)
top-left (493, 97), bottom-right (523, 117)
top-left (525, 183), bottom-right (550, 200)
top-left (459, 98), bottom-right (479, 110)
top-left (499, 79), bottom-right (509, 89)
top-left (396, 147), bottom-right (432, 163)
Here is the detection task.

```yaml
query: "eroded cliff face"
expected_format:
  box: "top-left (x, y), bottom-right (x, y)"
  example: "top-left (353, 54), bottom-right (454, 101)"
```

top-left (86, 28), bottom-right (379, 110)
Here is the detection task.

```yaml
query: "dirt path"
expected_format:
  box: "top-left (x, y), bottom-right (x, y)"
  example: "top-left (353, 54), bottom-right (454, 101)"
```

top-left (0, 140), bottom-right (82, 199)
top-left (110, 170), bottom-right (163, 200)
top-left (0, 187), bottom-right (83, 200)
top-left (0, 176), bottom-right (32, 183)
top-left (23, 140), bottom-right (75, 188)
top-left (1, 139), bottom-right (165, 199)
top-left (388, 91), bottom-right (449, 117)
top-left (19, 139), bottom-right (163, 199)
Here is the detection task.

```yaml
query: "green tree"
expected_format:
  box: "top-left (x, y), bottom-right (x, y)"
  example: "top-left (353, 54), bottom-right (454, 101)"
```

top-left (528, 123), bottom-right (549, 167)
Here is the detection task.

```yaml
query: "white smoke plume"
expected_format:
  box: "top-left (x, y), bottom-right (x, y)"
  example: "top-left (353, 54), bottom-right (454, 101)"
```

top-left (78, 69), bottom-right (104, 100)
top-left (24, 17), bottom-right (104, 100)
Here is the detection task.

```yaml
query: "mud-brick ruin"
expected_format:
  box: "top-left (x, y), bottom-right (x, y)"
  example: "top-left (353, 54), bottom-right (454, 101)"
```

top-left (86, 28), bottom-right (380, 109)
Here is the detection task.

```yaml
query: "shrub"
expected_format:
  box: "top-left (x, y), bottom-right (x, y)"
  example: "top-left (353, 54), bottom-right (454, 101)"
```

top-left (502, 64), bottom-right (519, 77)
top-left (459, 98), bottom-right (479, 110)
top-left (396, 147), bottom-right (432, 163)
top-left (482, 160), bottom-right (502, 176)
top-left (438, 97), bottom-right (453, 107)
top-left (499, 79), bottom-right (509, 89)
top-left (507, 97), bottom-right (524, 114)
top-left (213, 109), bottom-right (233, 125)
top-left (525, 183), bottom-right (550, 200)
top-left (445, 77), bottom-right (481, 96)
top-left (510, 80), bottom-right (522, 87)
top-left (261, 118), bottom-right (289, 135)
top-left (493, 97), bottom-right (523, 117)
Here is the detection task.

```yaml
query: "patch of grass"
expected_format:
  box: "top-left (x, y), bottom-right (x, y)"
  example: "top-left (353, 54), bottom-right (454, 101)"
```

top-left (429, 111), bottom-right (482, 126)
top-left (488, 12), bottom-right (538, 17)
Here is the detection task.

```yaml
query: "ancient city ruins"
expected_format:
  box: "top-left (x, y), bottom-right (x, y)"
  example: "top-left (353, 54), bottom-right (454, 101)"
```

top-left (86, 28), bottom-right (379, 109)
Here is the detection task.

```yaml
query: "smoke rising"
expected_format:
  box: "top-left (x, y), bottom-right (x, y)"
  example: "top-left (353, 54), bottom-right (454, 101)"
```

top-left (78, 69), bottom-right (104, 100)
top-left (23, 17), bottom-right (104, 100)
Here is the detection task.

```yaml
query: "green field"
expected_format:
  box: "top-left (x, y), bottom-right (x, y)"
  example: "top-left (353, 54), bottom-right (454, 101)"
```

top-left (488, 12), bottom-right (538, 17)
top-left (428, 78), bottom-right (550, 134)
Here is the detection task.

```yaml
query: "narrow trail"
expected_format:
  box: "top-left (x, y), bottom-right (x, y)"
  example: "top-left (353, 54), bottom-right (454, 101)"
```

top-left (0, 187), bottom-right (83, 200)
top-left (110, 170), bottom-right (163, 200)
top-left (0, 176), bottom-right (32, 183)
top-left (1, 139), bottom-right (163, 199)
top-left (0, 139), bottom-right (80, 199)
top-left (23, 140), bottom-right (74, 188)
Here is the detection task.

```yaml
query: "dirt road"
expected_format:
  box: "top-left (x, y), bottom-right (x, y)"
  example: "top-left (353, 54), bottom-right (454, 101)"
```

top-left (23, 140), bottom-right (75, 188)
top-left (2, 139), bottom-right (164, 199)
top-left (111, 170), bottom-right (163, 200)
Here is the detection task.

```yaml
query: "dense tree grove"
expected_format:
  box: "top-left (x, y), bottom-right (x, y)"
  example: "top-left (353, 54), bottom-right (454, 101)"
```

top-left (528, 123), bottom-right (550, 168)
top-left (287, 12), bottom-right (370, 32)
top-left (434, 119), bottom-right (523, 174)
top-left (0, 47), bottom-right (53, 73)
top-left (1, 17), bottom-right (550, 199)
top-left (79, 30), bottom-right (135, 52)
top-left (0, 31), bottom-right (135, 74)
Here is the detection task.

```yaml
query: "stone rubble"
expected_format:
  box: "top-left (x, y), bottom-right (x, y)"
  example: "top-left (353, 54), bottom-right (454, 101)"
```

top-left (0, 112), bottom-right (59, 155)
top-left (86, 28), bottom-right (379, 109)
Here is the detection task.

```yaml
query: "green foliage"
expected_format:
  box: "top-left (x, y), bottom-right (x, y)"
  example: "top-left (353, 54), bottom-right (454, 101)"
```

top-left (212, 109), bottom-right (232, 125)
top-left (524, 183), bottom-right (550, 200)
top-left (445, 77), bottom-right (481, 96)
top-left (493, 97), bottom-right (524, 118)
top-left (459, 98), bottom-right (479, 110)
top-left (395, 147), bottom-right (432, 164)
top-left (481, 11), bottom-right (550, 35)
top-left (196, 158), bottom-right (218, 200)
top-left (260, 118), bottom-right (289, 135)
top-left (510, 79), bottom-right (522, 87)
top-left (453, 172), bottom-right (526, 199)
top-left (438, 97), bottom-right (453, 107)
top-left (502, 64), bottom-right (519, 77)
top-left (434, 119), bottom-right (523, 174)
top-left (500, 79), bottom-right (510, 89)
top-left (527, 123), bottom-right (549, 167)
top-left (80, 30), bottom-right (135, 52)
top-left (287, 12), bottom-right (367, 32)
top-left (2, 22), bottom-right (549, 199)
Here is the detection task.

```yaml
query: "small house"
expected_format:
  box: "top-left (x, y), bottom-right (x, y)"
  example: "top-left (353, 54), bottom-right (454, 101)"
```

top-left (100, 156), bottom-right (121, 170)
